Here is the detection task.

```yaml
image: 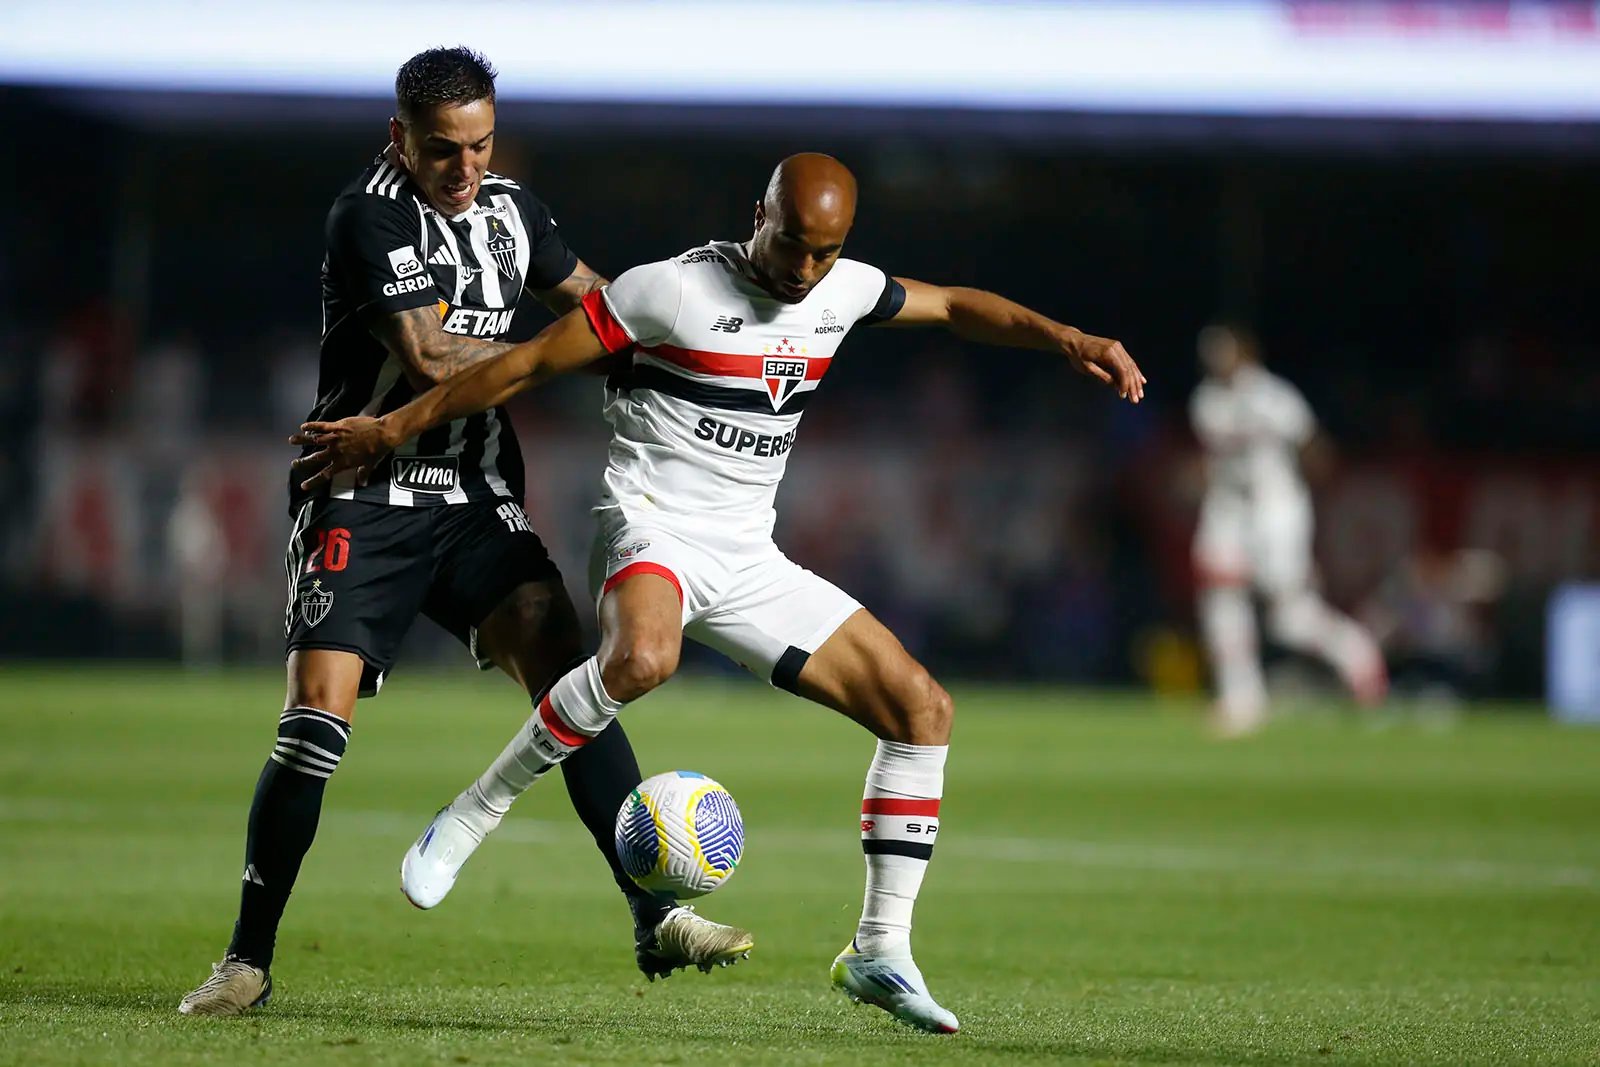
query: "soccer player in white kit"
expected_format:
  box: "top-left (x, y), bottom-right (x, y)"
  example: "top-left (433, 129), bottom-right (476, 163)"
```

top-left (293, 153), bottom-right (1146, 1033)
top-left (1190, 323), bottom-right (1387, 734)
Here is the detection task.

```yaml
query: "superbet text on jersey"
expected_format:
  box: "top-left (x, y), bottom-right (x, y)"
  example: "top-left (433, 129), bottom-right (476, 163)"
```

top-left (579, 242), bottom-right (904, 537)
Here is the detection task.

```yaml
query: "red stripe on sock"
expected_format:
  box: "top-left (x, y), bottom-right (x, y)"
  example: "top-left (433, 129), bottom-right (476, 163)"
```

top-left (601, 561), bottom-right (683, 604)
top-left (861, 798), bottom-right (941, 817)
top-left (538, 694), bottom-right (589, 749)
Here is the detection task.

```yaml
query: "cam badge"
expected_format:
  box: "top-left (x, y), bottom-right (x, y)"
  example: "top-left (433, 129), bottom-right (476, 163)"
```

top-left (300, 579), bottom-right (334, 628)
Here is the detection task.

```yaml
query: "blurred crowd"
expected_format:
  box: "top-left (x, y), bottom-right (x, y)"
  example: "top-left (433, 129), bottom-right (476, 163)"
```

top-left (3, 294), bottom-right (1593, 702)
top-left (3, 101), bottom-right (1596, 701)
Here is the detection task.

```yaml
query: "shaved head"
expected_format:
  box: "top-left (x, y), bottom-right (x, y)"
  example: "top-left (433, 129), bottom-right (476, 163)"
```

top-left (748, 153), bottom-right (859, 302)
top-left (763, 153), bottom-right (858, 232)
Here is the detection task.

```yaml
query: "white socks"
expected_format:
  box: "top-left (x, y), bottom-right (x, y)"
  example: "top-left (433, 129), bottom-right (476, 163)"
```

top-left (1267, 592), bottom-right (1382, 692)
top-left (1204, 585), bottom-right (1386, 712)
top-left (460, 657), bottom-right (623, 830)
top-left (1199, 585), bottom-right (1266, 715)
top-left (855, 739), bottom-right (947, 958)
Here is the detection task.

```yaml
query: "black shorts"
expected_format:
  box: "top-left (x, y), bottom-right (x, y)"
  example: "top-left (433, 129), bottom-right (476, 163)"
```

top-left (283, 496), bottom-right (561, 696)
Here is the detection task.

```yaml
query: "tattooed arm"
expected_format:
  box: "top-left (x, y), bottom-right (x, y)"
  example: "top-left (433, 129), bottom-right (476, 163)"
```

top-left (531, 257), bottom-right (629, 376)
top-left (371, 259), bottom-right (615, 390)
top-left (532, 257), bottom-right (608, 315)
top-left (367, 305), bottom-right (516, 391)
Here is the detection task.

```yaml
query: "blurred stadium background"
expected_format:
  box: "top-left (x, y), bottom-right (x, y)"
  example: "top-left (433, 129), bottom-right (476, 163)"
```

top-left (4, 0), bottom-right (1598, 712)
top-left (3, 3), bottom-right (1600, 1062)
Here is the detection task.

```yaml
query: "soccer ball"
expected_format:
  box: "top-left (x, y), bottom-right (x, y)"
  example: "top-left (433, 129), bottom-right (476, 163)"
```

top-left (614, 771), bottom-right (744, 898)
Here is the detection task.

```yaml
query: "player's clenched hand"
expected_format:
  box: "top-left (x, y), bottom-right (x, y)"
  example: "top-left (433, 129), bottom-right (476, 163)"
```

top-left (288, 417), bottom-right (395, 491)
top-left (1065, 332), bottom-right (1147, 403)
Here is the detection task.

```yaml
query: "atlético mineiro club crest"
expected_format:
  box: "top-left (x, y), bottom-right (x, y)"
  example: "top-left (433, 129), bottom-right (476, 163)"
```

top-left (300, 579), bottom-right (333, 628)
top-left (761, 338), bottom-right (807, 410)
top-left (487, 216), bottom-right (518, 280)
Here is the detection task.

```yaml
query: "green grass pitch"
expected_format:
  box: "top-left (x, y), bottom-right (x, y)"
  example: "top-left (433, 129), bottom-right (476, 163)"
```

top-left (2, 666), bottom-right (1597, 1065)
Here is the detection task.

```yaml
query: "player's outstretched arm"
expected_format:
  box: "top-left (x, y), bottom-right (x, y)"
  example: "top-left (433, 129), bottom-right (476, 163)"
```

top-left (880, 278), bottom-right (1146, 403)
top-left (531, 258), bottom-right (631, 379)
top-left (290, 308), bottom-right (609, 491)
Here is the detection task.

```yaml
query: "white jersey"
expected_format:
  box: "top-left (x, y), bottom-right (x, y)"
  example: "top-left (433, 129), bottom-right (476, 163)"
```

top-left (580, 242), bottom-right (901, 536)
top-left (1190, 364), bottom-right (1315, 506)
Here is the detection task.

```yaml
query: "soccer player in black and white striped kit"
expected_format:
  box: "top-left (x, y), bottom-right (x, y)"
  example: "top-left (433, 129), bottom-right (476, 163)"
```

top-left (291, 152), bottom-right (1147, 1034)
top-left (178, 48), bottom-right (748, 1016)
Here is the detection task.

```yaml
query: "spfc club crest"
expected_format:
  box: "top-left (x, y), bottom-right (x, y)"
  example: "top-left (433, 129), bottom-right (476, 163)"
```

top-left (613, 540), bottom-right (651, 562)
top-left (300, 579), bottom-right (334, 628)
top-left (486, 216), bottom-right (518, 280)
top-left (761, 338), bottom-right (806, 409)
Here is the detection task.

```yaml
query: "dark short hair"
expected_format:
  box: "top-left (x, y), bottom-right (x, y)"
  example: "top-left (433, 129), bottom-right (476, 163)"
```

top-left (394, 47), bottom-right (497, 124)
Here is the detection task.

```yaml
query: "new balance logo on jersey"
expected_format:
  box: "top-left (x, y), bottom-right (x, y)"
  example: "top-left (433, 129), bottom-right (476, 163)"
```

top-left (694, 416), bottom-right (798, 458)
top-left (391, 456), bottom-right (459, 494)
top-left (496, 502), bottom-right (532, 533)
top-left (441, 307), bottom-right (514, 336)
top-left (709, 316), bottom-right (743, 333)
top-left (814, 308), bottom-right (845, 334)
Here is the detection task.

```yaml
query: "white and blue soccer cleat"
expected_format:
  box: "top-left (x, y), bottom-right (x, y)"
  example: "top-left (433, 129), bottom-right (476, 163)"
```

top-left (831, 941), bottom-right (960, 1034)
top-left (401, 803), bottom-right (492, 909)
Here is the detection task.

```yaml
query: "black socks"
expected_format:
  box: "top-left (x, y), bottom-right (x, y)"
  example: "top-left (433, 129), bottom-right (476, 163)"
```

top-left (226, 708), bottom-right (350, 968)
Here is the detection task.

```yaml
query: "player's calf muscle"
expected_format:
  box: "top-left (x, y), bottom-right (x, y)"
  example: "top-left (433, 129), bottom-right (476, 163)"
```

top-left (880, 669), bottom-right (953, 745)
top-left (477, 581), bottom-right (583, 692)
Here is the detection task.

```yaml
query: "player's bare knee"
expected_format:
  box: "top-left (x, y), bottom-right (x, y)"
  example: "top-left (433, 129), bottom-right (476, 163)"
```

top-left (599, 635), bottom-right (679, 702)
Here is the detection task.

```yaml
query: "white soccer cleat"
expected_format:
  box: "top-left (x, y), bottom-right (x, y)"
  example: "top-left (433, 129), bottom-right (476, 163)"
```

top-left (637, 905), bottom-right (754, 980)
top-left (1209, 696), bottom-right (1267, 738)
top-left (831, 941), bottom-right (959, 1034)
top-left (401, 803), bottom-right (492, 909)
top-left (177, 957), bottom-right (272, 1016)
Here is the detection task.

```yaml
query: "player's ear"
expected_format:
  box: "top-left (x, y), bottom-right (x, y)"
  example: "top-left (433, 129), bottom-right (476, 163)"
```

top-left (752, 200), bottom-right (766, 234)
top-left (389, 117), bottom-right (405, 151)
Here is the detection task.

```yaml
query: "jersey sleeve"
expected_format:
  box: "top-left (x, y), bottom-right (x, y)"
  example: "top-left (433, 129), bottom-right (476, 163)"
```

top-left (581, 260), bottom-right (683, 352)
top-left (325, 193), bottom-right (440, 316)
top-left (515, 189), bottom-right (581, 292)
top-left (835, 260), bottom-right (906, 325)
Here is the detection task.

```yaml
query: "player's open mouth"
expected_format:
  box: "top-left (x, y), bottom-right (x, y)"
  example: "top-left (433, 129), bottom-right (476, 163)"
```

top-left (443, 181), bottom-right (473, 206)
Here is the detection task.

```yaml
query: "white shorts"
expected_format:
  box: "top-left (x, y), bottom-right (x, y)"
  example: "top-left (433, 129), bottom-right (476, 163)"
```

top-left (588, 507), bottom-right (862, 692)
top-left (1193, 492), bottom-right (1314, 595)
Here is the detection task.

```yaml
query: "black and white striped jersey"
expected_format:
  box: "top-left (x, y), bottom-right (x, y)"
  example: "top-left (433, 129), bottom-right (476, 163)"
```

top-left (290, 152), bottom-right (578, 514)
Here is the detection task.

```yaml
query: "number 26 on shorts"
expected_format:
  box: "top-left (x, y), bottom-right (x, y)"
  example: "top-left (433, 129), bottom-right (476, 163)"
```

top-left (306, 527), bottom-right (351, 573)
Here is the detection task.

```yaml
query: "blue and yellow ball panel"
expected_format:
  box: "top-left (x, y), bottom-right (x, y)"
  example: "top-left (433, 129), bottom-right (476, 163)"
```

top-left (613, 771), bottom-right (744, 899)
top-left (693, 785), bottom-right (744, 874)
top-left (615, 789), bottom-right (662, 883)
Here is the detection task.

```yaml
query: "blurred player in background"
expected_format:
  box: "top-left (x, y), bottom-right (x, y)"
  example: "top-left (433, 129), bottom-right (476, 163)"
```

top-left (290, 152), bottom-right (1146, 1033)
top-left (178, 47), bottom-right (745, 1018)
top-left (1190, 323), bottom-right (1386, 735)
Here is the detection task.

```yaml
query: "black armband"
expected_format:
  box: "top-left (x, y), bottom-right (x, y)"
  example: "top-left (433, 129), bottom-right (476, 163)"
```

top-left (862, 276), bottom-right (907, 325)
